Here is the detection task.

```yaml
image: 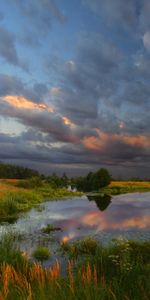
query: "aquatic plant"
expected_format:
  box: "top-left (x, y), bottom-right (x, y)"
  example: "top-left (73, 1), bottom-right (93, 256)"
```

top-left (42, 224), bottom-right (61, 234)
top-left (32, 247), bottom-right (51, 261)
top-left (60, 237), bottom-right (99, 258)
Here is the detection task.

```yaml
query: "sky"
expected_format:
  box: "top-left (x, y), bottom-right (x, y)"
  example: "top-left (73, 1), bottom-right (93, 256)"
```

top-left (0, 0), bottom-right (150, 178)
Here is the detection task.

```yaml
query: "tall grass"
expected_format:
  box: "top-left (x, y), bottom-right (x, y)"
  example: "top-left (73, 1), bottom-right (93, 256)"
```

top-left (0, 235), bottom-right (149, 299)
top-left (0, 180), bottom-right (82, 222)
top-left (0, 191), bottom-right (42, 222)
top-left (0, 233), bottom-right (29, 272)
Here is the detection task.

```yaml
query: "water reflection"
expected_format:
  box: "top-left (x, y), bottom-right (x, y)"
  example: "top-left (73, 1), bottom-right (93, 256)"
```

top-left (87, 194), bottom-right (111, 211)
top-left (0, 193), bottom-right (150, 247)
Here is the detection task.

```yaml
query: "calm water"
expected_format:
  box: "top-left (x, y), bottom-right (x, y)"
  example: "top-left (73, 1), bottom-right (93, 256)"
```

top-left (0, 192), bottom-right (150, 264)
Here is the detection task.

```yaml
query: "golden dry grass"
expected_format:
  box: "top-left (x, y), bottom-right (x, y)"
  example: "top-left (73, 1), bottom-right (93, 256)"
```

top-left (109, 181), bottom-right (150, 188)
top-left (0, 180), bottom-right (23, 199)
top-left (0, 179), bottom-right (19, 185)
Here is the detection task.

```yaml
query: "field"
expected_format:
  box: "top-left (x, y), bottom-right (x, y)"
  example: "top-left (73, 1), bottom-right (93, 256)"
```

top-left (103, 180), bottom-right (150, 195)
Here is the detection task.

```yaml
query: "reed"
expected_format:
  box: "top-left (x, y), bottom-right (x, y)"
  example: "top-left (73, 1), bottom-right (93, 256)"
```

top-left (0, 233), bottom-right (149, 299)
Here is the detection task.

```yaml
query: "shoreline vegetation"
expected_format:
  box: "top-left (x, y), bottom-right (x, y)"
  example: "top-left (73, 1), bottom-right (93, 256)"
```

top-left (0, 164), bottom-right (150, 299)
top-left (0, 178), bottom-right (150, 222)
top-left (102, 180), bottom-right (150, 195)
top-left (0, 233), bottom-right (149, 299)
top-left (0, 179), bottom-right (82, 223)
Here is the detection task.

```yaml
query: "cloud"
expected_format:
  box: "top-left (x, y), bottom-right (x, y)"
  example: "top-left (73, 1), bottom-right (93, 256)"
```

top-left (0, 11), bottom-right (4, 21)
top-left (143, 31), bottom-right (150, 50)
top-left (0, 74), bottom-right (49, 103)
top-left (0, 1), bottom-right (150, 177)
top-left (12, 0), bottom-right (65, 46)
top-left (0, 129), bottom-right (150, 178)
top-left (82, 0), bottom-right (138, 32)
top-left (48, 29), bottom-right (150, 138)
top-left (0, 94), bottom-right (90, 143)
top-left (0, 26), bottom-right (28, 71)
top-left (0, 74), bottom-right (24, 96)
top-left (0, 26), bottom-right (19, 65)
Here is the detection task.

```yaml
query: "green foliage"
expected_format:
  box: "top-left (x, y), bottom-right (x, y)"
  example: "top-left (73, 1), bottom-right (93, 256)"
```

top-left (42, 224), bottom-right (61, 234)
top-left (0, 185), bottom-right (81, 222)
top-left (60, 237), bottom-right (99, 258)
top-left (0, 233), bottom-right (28, 272)
top-left (0, 191), bottom-right (42, 222)
top-left (18, 176), bottom-right (43, 188)
top-left (45, 173), bottom-right (68, 188)
top-left (93, 168), bottom-right (111, 189)
top-left (42, 224), bottom-right (55, 233)
top-left (103, 185), bottom-right (150, 195)
top-left (32, 247), bottom-right (51, 261)
top-left (37, 185), bottom-right (81, 199)
top-left (0, 197), bottom-right (19, 216)
top-left (0, 236), bottom-right (150, 299)
top-left (0, 162), bottom-right (39, 179)
top-left (74, 168), bottom-right (111, 192)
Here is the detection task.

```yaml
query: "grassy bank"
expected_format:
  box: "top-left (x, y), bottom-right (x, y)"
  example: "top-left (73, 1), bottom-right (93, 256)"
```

top-left (102, 180), bottom-right (150, 195)
top-left (0, 179), bottom-right (150, 222)
top-left (0, 179), bottom-right (81, 222)
top-left (0, 234), bottom-right (150, 299)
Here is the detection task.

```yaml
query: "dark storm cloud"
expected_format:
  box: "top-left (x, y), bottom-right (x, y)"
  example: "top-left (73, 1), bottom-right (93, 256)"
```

top-left (48, 33), bottom-right (121, 127)
top-left (1, 0), bottom-right (150, 177)
top-left (0, 131), bottom-right (150, 173)
top-left (47, 21), bottom-right (150, 136)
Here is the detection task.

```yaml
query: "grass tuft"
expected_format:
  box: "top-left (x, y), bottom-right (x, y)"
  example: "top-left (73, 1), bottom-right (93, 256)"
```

top-left (32, 247), bottom-right (51, 261)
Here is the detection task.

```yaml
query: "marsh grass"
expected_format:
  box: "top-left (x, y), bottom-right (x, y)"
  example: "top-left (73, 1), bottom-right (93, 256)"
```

top-left (41, 224), bottom-right (62, 234)
top-left (0, 232), bottom-right (29, 272)
top-left (0, 191), bottom-right (42, 222)
top-left (32, 247), bottom-right (51, 261)
top-left (0, 235), bottom-right (149, 299)
top-left (60, 237), bottom-right (99, 258)
top-left (0, 179), bottom-right (81, 222)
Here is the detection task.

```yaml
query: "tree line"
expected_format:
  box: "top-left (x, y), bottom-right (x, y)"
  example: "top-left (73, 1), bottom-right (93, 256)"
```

top-left (0, 162), bottom-right (39, 179)
top-left (0, 162), bottom-right (111, 191)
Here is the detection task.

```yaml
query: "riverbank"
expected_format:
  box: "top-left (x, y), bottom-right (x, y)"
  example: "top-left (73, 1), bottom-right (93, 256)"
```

top-left (1, 179), bottom-right (150, 222)
top-left (102, 180), bottom-right (150, 195)
top-left (0, 233), bottom-right (150, 300)
top-left (0, 179), bottom-right (81, 222)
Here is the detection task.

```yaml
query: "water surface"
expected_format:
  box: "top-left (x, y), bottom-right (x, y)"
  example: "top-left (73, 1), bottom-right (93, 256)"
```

top-left (0, 192), bottom-right (150, 264)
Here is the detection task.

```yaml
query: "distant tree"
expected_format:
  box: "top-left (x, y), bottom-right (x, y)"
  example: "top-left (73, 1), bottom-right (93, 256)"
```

top-left (61, 173), bottom-right (68, 187)
top-left (73, 168), bottom-right (111, 192)
top-left (46, 174), bottom-right (63, 188)
top-left (19, 176), bottom-right (43, 188)
top-left (94, 168), bottom-right (111, 189)
top-left (0, 162), bottom-right (39, 179)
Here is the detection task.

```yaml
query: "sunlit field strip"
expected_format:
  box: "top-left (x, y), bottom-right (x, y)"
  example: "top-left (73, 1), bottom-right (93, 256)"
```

top-left (109, 181), bottom-right (150, 188)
